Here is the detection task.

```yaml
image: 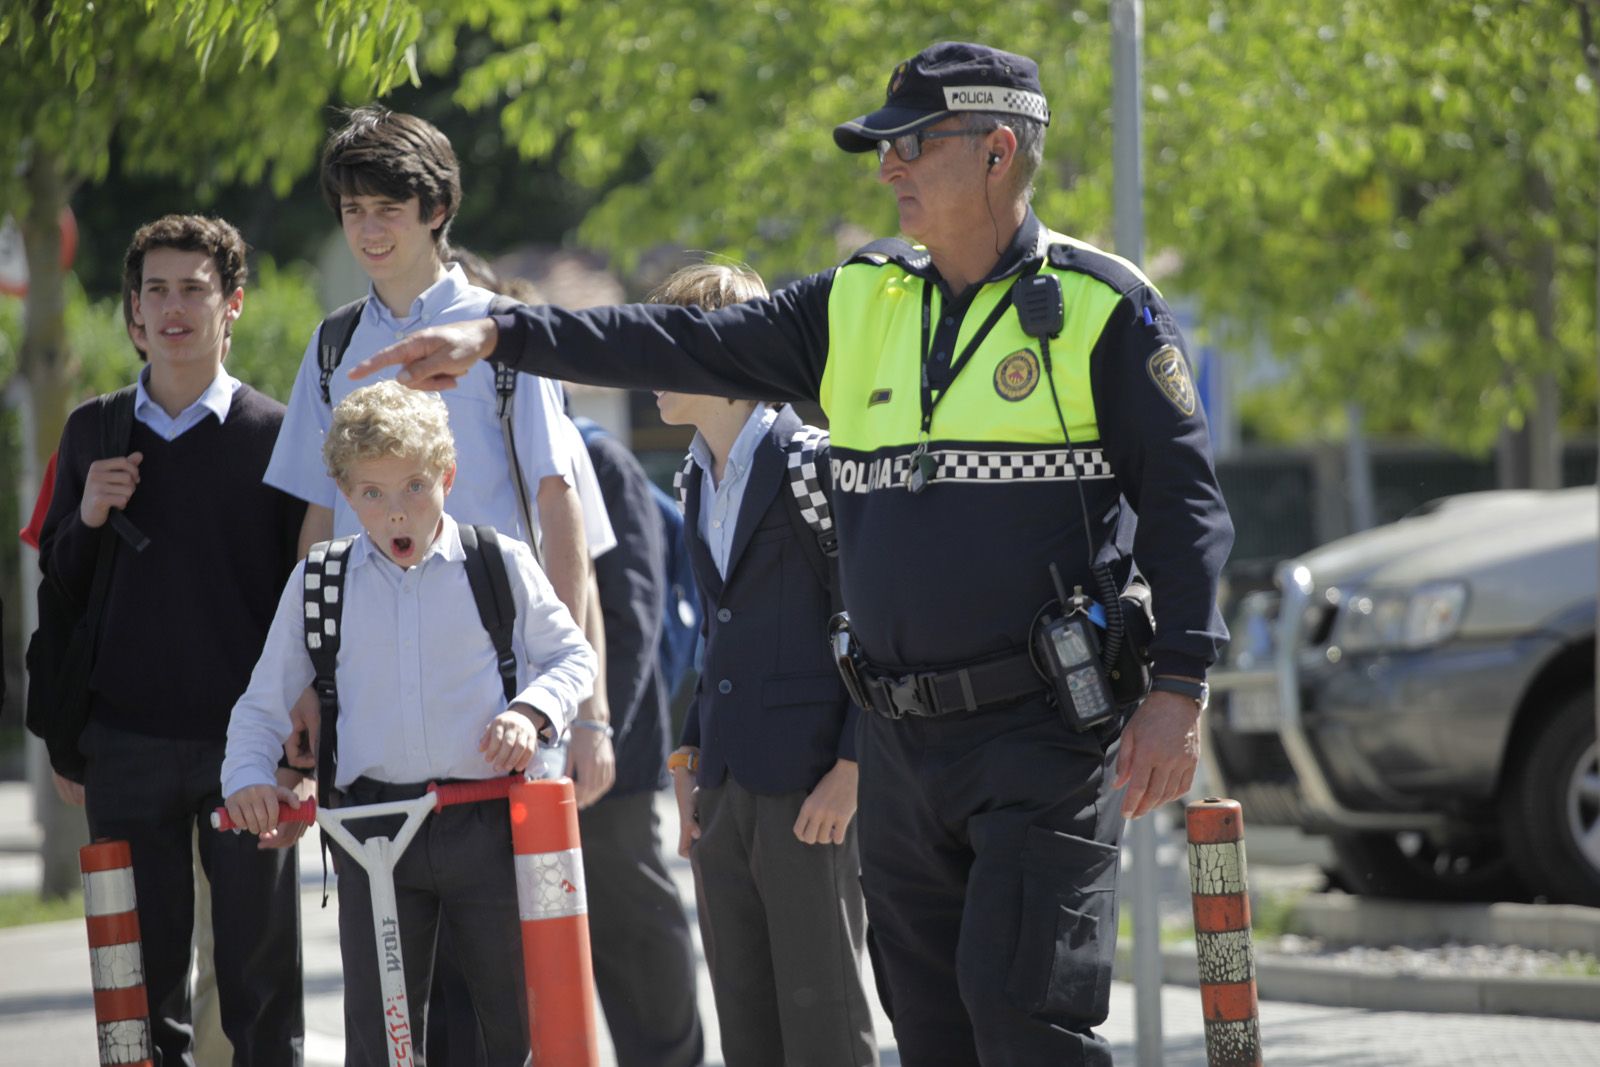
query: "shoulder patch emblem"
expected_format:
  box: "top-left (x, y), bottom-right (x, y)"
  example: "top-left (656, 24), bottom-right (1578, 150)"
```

top-left (1147, 345), bottom-right (1196, 416)
top-left (994, 349), bottom-right (1040, 401)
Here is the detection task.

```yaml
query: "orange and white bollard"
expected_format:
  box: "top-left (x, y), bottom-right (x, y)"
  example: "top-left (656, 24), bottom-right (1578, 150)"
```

top-left (509, 777), bottom-right (599, 1067)
top-left (79, 840), bottom-right (154, 1067)
top-left (1186, 797), bottom-right (1264, 1067)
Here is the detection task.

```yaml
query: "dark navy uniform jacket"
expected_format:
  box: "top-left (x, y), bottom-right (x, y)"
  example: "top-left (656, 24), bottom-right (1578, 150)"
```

top-left (679, 405), bottom-right (859, 793)
top-left (488, 211), bottom-right (1233, 681)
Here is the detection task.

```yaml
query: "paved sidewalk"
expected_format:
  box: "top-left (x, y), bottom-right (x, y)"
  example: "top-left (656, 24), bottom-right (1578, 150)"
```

top-left (5, 782), bottom-right (1600, 1065)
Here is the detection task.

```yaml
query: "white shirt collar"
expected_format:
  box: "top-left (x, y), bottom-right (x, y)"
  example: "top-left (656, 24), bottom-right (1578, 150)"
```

top-left (134, 366), bottom-right (240, 424)
top-left (366, 264), bottom-right (471, 328)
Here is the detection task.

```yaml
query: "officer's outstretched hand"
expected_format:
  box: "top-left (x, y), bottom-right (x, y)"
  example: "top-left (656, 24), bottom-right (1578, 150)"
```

top-left (347, 317), bottom-right (498, 391)
top-left (1113, 688), bottom-right (1202, 819)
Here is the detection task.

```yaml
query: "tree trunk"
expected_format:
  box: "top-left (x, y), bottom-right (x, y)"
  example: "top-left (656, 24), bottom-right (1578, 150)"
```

top-left (19, 148), bottom-right (89, 898)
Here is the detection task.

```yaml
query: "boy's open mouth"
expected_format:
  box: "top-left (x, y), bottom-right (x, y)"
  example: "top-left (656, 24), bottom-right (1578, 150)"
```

top-left (390, 536), bottom-right (414, 558)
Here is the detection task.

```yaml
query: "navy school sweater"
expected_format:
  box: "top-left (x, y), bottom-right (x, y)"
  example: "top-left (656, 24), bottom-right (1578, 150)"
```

top-left (40, 385), bottom-right (305, 741)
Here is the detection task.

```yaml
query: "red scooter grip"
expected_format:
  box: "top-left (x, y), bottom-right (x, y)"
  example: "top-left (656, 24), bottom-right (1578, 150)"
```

top-left (210, 798), bottom-right (319, 832)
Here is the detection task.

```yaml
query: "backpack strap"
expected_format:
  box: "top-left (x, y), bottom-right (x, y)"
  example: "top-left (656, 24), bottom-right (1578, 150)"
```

top-left (317, 297), bottom-right (369, 406)
top-left (100, 386), bottom-right (149, 552)
top-left (671, 452), bottom-right (697, 515)
top-left (483, 293), bottom-right (544, 563)
top-left (459, 524), bottom-right (519, 704)
top-left (779, 426), bottom-right (842, 612)
top-left (304, 535), bottom-right (357, 810)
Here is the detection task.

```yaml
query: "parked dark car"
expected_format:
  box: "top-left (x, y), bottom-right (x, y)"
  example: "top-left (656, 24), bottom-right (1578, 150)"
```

top-left (1206, 487), bottom-right (1598, 904)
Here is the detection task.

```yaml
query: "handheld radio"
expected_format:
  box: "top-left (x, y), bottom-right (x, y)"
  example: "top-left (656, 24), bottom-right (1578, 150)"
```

top-left (1033, 564), bottom-right (1118, 729)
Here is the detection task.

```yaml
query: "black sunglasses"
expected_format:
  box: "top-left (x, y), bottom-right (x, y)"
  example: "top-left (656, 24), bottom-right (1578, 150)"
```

top-left (876, 128), bottom-right (988, 164)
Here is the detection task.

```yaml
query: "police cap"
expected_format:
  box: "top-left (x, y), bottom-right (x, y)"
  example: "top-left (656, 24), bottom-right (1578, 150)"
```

top-left (833, 42), bottom-right (1051, 153)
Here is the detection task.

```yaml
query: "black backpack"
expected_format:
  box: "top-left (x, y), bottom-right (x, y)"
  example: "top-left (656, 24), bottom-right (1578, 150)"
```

top-left (316, 295), bottom-right (542, 556)
top-left (24, 386), bottom-right (150, 782)
top-left (302, 524), bottom-right (519, 808)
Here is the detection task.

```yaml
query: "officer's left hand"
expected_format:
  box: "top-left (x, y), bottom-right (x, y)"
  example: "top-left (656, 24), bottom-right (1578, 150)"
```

top-left (793, 759), bottom-right (858, 845)
top-left (1113, 689), bottom-right (1201, 819)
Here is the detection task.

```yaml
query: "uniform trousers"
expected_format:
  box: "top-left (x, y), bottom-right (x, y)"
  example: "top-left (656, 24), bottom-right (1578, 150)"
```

top-left (329, 777), bottom-right (529, 1067)
top-left (691, 778), bottom-right (877, 1067)
top-left (857, 694), bottom-right (1125, 1067)
top-left (80, 718), bottom-right (304, 1067)
top-left (579, 788), bottom-right (705, 1067)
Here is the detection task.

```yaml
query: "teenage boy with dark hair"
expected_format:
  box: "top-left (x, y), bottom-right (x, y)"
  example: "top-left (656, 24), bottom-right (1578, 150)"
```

top-left (658, 263), bottom-right (877, 1067)
top-left (223, 380), bottom-right (597, 1067)
top-left (37, 213), bottom-right (308, 1064)
top-left (264, 107), bottom-right (619, 804)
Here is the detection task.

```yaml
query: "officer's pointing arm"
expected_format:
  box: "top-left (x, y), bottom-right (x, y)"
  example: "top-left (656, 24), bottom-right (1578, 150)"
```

top-left (355, 280), bottom-right (834, 403)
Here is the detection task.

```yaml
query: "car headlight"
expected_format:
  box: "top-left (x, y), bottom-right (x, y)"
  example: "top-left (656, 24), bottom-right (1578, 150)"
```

top-left (1335, 581), bottom-right (1468, 651)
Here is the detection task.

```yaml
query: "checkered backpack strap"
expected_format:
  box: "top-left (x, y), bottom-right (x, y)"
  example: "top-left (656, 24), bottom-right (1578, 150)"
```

top-left (781, 426), bottom-right (836, 558)
top-left (671, 452), bottom-right (697, 515)
top-left (304, 536), bottom-right (357, 809)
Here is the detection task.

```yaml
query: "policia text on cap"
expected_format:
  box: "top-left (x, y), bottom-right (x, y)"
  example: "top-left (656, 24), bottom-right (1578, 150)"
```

top-left (355, 40), bottom-right (1234, 1067)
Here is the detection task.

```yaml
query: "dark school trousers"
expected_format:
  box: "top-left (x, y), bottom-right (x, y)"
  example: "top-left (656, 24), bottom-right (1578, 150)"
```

top-left (80, 718), bottom-right (304, 1067)
top-left (691, 778), bottom-right (877, 1067)
top-left (579, 788), bottom-right (705, 1067)
top-left (857, 694), bottom-right (1126, 1067)
top-left (329, 777), bottom-right (529, 1067)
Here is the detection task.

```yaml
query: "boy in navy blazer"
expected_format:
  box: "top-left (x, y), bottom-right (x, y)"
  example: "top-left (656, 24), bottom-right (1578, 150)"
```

top-left (660, 263), bottom-right (877, 1067)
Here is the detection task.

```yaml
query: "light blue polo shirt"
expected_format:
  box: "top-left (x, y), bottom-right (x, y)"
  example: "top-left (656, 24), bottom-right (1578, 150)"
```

top-left (265, 265), bottom-right (613, 553)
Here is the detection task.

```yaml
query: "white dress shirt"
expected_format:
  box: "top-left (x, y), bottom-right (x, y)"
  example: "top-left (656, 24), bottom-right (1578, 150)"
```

top-left (690, 404), bottom-right (779, 579)
top-left (221, 514), bottom-right (596, 796)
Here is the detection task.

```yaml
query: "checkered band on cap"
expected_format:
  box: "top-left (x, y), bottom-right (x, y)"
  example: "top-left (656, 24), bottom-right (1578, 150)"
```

top-left (942, 85), bottom-right (1050, 123)
top-left (782, 427), bottom-right (834, 537)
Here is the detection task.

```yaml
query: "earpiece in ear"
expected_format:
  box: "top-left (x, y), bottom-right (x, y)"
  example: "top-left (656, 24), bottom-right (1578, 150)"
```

top-left (988, 152), bottom-right (1002, 168)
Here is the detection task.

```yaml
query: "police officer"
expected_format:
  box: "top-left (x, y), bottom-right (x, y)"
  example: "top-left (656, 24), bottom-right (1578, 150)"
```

top-left (356, 41), bottom-right (1233, 1067)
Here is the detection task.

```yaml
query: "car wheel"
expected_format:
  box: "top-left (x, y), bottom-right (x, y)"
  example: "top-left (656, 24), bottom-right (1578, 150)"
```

top-left (1500, 689), bottom-right (1600, 906)
top-left (1327, 829), bottom-right (1524, 902)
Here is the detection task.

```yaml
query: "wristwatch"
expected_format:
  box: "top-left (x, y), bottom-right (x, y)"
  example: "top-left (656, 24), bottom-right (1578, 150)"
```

top-left (1150, 676), bottom-right (1209, 710)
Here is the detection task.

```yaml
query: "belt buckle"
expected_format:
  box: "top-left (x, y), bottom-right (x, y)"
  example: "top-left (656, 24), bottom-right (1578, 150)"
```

top-left (887, 673), bottom-right (935, 718)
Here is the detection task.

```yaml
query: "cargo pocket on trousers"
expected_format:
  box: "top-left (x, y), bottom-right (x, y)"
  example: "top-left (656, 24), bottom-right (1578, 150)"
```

top-left (1002, 824), bottom-right (1120, 1025)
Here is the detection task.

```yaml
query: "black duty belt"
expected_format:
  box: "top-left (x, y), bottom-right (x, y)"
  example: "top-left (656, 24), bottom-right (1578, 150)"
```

top-left (859, 650), bottom-right (1046, 720)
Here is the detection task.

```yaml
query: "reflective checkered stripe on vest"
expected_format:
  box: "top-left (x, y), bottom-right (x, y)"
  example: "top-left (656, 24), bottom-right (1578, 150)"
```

top-left (818, 230), bottom-right (1145, 485)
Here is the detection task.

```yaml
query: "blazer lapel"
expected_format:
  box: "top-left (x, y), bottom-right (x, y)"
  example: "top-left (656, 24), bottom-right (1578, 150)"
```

top-left (723, 408), bottom-right (798, 581)
top-left (683, 466), bottom-right (724, 603)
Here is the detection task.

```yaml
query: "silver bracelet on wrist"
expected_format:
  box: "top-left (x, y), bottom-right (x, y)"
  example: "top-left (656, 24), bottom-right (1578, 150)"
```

top-left (569, 719), bottom-right (614, 739)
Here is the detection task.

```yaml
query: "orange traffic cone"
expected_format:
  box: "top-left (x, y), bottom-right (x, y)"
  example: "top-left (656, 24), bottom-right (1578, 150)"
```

top-left (509, 778), bottom-right (599, 1067)
top-left (80, 840), bottom-right (154, 1067)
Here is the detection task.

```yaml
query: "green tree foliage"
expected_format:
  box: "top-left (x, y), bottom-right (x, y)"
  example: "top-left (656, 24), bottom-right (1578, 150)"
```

top-left (0, 0), bottom-right (431, 896)
top-left (457, 0), bottom-right (1596, 450)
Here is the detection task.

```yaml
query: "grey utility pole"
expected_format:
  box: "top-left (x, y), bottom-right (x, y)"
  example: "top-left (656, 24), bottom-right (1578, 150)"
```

top-left (1112, 1), bottom-right (1166, 1064)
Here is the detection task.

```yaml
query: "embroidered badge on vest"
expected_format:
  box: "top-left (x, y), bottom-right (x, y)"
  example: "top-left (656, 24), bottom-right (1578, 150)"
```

top-left (868, 388), bottom-right (893, 407)
top-left (993, 349), bottom-right (1040, 401)
top-left (1146, 344), bottom-right (1197, 416)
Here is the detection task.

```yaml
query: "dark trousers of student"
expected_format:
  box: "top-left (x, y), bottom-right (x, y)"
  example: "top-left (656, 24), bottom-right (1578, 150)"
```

top-left (691, 778), bottom-right (877, 1067)
top-left (856, 695), bottom-right (1125, 1067)
top-left (579, 788), bottom-right (705, 1067)
top-left (80, 718), bottom-right (304, 1067)
top-left (330, 777), bottom-right (529, 1067)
